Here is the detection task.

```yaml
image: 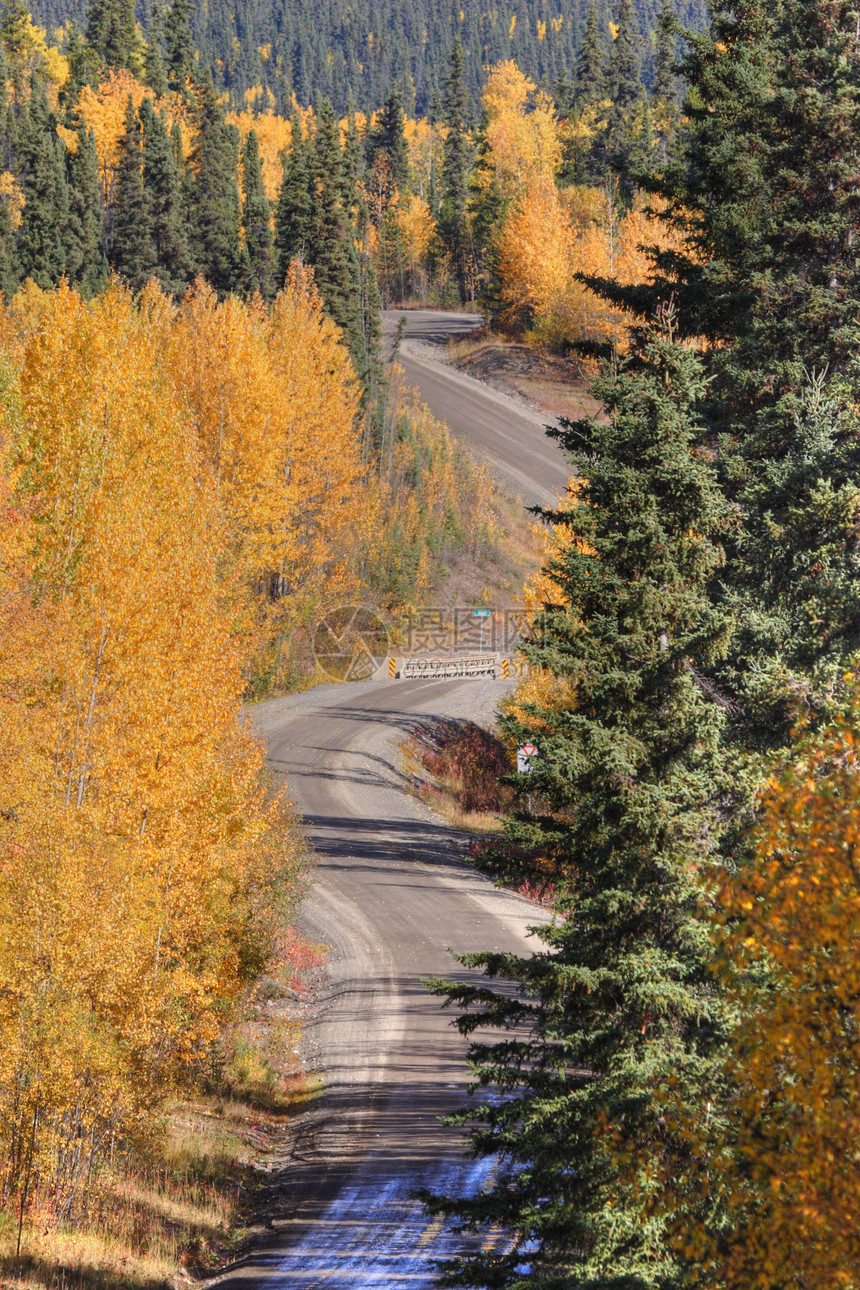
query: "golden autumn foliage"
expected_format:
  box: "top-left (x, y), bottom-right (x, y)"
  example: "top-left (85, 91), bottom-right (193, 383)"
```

top-left (479, 60), bottom-right (560, 200)
top-left (702, 691), bottom-right (860, 1289)
top-left (0, 255), bottom-right (507, 1240)
top-left (0, 268), bottom-right (390, 1224)
top-left (497, 178), bottom-right (680, 351)
top-left (165, 264), bottom-right (374, 622)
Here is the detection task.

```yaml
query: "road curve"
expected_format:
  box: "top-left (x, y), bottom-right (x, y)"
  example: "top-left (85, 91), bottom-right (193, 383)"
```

top-left (216, 678), bottom-right (547, 1289)
top-left (384, 309), bottom-right (569, 508)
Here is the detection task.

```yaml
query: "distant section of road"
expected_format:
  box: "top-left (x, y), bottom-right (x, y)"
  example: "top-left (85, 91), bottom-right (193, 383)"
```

top-left (384, 309), bottom-right (569, 509)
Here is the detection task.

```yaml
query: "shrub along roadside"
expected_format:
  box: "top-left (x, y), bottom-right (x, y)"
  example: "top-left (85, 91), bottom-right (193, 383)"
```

top-left (402, 718), bottom-right (514, 833)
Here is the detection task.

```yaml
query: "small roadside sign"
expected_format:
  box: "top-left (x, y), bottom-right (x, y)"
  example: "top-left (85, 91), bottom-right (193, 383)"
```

top-left (474, 606), bottom-right (491, 651)
top-left (517, 743), bottom-right (538, 774)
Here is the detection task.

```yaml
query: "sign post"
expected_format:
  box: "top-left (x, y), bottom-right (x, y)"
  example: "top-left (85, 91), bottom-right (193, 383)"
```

top-left (517, 742), bottom-right (538, 813)
top-left (474, 606), bottom-right (491, 653)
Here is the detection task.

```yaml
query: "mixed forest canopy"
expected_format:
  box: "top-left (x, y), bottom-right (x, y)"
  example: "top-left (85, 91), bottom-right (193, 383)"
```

top-left (2, 0), bottom-right (859, 1281)
top-left (0, 0), bottom-right (688, 379)
top-left (27, 0), bottom-right (708, 111)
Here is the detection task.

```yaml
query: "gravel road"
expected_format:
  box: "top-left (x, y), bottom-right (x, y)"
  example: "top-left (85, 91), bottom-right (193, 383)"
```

top-left (213, 678), bottom-right (547, 1288)
top-left (213, 312), bottom-right (560, 1288)
top-left (385, 309), bottom-right (569, 508)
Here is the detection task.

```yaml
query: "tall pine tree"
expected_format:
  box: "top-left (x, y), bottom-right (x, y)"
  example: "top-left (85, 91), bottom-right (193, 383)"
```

top-left (241, 128), bottom-right (273, 297)
top-left (426, 307), bottom-right (733, 1289)
top-left (165, 0), bottom-right (195, 92)
top-left (436, 39), bottom-right (473, 303)
top-left (143, 2), bottom-right (169, 96)
top-left (66, 122), bottom-right (108, 296)
top-left (574, 3), bottom-right (606, 106)
top-left (305, 98), bottom-right (363, 359)
top-left (274, 112), bottom-right (311, 283)
top-left (368, 87), bottom-right (409, 192)
top-left (84, 0), bottom-right (140, 72)
top-left (190, 77), bottom-right (244, 296)
top-left (110, 95), bottom-right (153, 290)
top-left (140, 97), bottom-right (188, 295)
top-left (17, 77), bottom-right (70, 289)
top-left (596, 0), bottom-right (860, 749)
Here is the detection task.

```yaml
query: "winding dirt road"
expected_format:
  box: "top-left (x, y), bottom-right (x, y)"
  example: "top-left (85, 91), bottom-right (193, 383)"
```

top-left (214, 313), bottom-right (560, 1288)
top-left (218, 680), bottom-right (546, 1288)
top-left (387, 309), bottom-right (569, 508)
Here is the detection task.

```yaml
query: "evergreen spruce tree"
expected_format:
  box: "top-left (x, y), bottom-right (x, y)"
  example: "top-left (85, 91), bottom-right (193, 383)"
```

top-left (143, 3), bottom-right (169, 96)
top-left (595, 0), bottom-right (860, 748)
top-left (605, 0), bottom-right (644, 181)
top-left (368, 87), bottom-right (409, 192)
top-left (609, 0), bottom-right (643, 110)
top-left (85, 0), bottom-right (140, 71)
top-left (541, 6), bottom-right (860, 1273)
top-left (0, 52), bottom-right (17, 299)
top-left (436, 39), bottom-right (473, 302)
top-left (140, 97), bottom-right (188, 294)
top-left (339, 101), bottom-right (362, 217)
top-left (165, 0), bottom-right (195, 92)
top-left (274, 112), bottom-right (311, 283)
top-left (652, 0), bottom-right (678, 107)
top-left (64, 23), bottom-right (101, 99)
top-left (574, 2), bottom-right (605, 106)
top-left (66, 123), bottom-right (108, 296)
top-left (305, 98), bottom-right (363, 358)
top-left (355, 214), bottom-right (387, 432)
top-left (0, 45), bottom-right (16, 187)
top-left (650, 0), bottom-right (680, 164)
top-left (241, 128), bottom-right (273, 297)
top-left (17, 77), bottom-right (70, 288)
top-left (426, 308), bottom-right (732, 1288)
top-left (190, 77), bottom-right (244, 296)
top-left (0, 191), bottom-right (16, 298)
top-left (111, 96), bottom-right (154, 290)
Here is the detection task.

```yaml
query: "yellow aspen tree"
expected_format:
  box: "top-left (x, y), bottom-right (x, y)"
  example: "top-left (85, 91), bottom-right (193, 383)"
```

top-left (481, 60), bottom-right (561, 200)
top-left (497, 173), bottom-right (574, 339)
top-left (0, 280), bottom-right (294, 1219)
top-left (704, 690), bottom-right (860, 1290)
top-left (167, 266), bottom-right (374, 625)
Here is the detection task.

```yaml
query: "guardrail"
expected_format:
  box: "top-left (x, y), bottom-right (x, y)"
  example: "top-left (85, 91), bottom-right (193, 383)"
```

top-left (376, 654), bottom-right (524, 681)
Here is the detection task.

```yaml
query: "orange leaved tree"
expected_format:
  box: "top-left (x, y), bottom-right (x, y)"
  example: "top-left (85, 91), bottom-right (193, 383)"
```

top-left (0, 280), bottom-right (295, 1223)
top-left (705, 690), bottom-right (860, 1289)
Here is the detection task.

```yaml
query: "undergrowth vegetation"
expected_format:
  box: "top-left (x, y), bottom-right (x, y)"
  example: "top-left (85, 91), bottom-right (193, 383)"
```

top-left (403, 718), bottom-right (513, 833)
top-left (403, 715), bottom-right (561, 904)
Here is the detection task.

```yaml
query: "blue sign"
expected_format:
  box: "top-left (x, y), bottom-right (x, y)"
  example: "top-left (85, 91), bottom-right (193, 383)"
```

top-left (473, 608), bottom-right (491, 618)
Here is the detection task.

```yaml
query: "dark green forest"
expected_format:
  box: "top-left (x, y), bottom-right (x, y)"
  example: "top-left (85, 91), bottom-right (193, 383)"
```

top-left (29, 0), bottom-right (707, 110)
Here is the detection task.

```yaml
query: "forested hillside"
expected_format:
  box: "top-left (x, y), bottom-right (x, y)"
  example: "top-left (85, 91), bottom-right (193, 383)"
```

top-left (28, 0), bottom-right (707, 109)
